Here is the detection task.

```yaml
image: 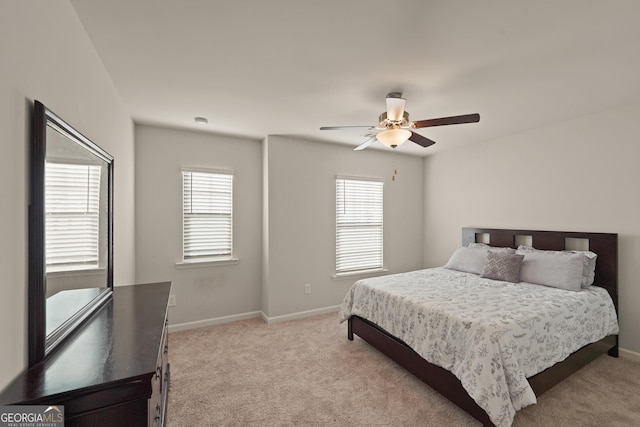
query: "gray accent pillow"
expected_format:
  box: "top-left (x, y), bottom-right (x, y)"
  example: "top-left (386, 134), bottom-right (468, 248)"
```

top-left (480, 251), bottom-right (524, 283)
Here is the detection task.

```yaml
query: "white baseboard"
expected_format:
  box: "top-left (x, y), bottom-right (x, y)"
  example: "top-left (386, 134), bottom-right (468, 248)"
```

top-left (168, 310), bottom-right (262, 333)
top-left (260, 305), bottom-right (341, 324)
top-left (167, 305), bottom-right (342, 332)
top-left (619, 347), bottom-right (640, 363)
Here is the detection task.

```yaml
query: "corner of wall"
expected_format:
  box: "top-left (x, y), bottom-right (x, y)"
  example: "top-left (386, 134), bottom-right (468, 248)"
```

top-left (261, 136), bottom-right (270, 317)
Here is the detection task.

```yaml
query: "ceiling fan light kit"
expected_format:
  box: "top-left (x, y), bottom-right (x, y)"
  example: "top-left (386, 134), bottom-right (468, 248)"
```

top-left (320, 92), bottom-right (480, 151)
top-left (377, 128), bottom-right (412, 148)
top-left (385, 94), bottom-right (407, 122)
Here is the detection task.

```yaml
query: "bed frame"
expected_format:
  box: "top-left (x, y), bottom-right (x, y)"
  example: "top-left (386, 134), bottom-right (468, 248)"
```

top-left (347, 227), bottom-right (618, 426)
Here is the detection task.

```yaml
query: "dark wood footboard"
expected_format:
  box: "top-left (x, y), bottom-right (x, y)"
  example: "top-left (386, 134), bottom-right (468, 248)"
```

top-left (349, 315), bottom-right (493, 426)
top-left (527, 334), bottom-right (617, 395)
top-left (349, 315), bottom-right (617, 427)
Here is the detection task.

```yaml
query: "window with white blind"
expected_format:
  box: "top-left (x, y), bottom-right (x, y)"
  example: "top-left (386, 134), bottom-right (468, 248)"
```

top-left (45, 162), bottom-right (102, 269)
top-left (182, 170), bottom-right (233, 262)
top-left (336, 177), bottom-right (384, 274)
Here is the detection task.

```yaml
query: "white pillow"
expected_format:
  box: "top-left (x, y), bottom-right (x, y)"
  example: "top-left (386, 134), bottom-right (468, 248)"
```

top-left (516, 248), bottom-right (584, 291)
top-left (444, 245), bottom-right (515, 275)
top-left (517, 245), bottom-right (597, 288)
top-left (444, 246), bottom-right (489, 275)
top-left (577, 250), bottom-right (597, 287)
top-left (468, 242), bottom-right (517, 253)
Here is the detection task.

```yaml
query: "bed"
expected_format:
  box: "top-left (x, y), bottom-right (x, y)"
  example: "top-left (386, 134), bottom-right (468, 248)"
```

top-left (339, 228), bottom-right (619, 427)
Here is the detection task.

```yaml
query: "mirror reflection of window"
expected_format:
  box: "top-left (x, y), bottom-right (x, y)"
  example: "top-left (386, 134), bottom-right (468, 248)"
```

top-left (45, 162), bottom-right (102, 271)
top-left (30, 101), bottom-right (114, 365)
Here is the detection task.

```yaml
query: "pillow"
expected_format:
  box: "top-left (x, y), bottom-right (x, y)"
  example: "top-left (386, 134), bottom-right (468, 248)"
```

top-left (516, 248), bottom-right (584, 291)
top-left (480, 251), bottom-right (524, 283)
top-left (577, 250), bottom-right (597, 287)
top-left (444, 246), bottom-right (489, 275)
top-left (444, 244), bottom-right (516, 275)
top-left (468, 242), bottom-right (516, 254)
top-left (517, 245), bottom-right (597, 288)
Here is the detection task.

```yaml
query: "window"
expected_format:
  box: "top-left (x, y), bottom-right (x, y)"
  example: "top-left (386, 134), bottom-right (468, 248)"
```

top-left (45, 162), bottom-right (102, 270)
top-left (336, 177), bottom-right (383, 274)
top-left (182, 170), bottom-right (233, 262)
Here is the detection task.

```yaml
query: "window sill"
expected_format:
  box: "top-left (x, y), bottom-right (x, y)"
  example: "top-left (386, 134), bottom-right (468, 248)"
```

top-left (332, 268), bottom-right (388, 281)
top-left (175, 257), bottom-right (239, 269)
top-left (47, 267), bottom-right (105, 277)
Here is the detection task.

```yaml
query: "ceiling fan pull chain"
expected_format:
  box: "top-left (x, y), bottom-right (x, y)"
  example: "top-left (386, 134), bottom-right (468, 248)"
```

top-left (392, 152), bottom-right (398, 182)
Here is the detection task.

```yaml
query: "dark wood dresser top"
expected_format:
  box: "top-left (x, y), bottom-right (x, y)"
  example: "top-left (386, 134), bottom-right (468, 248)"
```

top-left (0, 282), bottom-right (172, 404)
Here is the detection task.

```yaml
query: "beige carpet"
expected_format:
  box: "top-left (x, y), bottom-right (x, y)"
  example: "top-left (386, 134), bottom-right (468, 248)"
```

top-left (167, 312), bottom-right (640, 426)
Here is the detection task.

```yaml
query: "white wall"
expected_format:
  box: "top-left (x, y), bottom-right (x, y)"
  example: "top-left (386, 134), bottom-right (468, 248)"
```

top-left (134, 125), bottom-right (263, 325)
top-left (423, 101), bottom-right (640, 354)
top-left (0, 1), bottom-right (135, 389)
top-left (263, 136), bottom-right (424, 319)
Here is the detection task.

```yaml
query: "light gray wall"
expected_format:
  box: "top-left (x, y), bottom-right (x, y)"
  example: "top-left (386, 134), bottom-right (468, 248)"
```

top-left (134, 125), bottom-right (263, 325)
top-left (0, 1), bottom-right (135, 389)
top-left (135, 129), bottom-right (424, 324)
top-left (423, 101), bottom-right (640, 354)
top-left (263, 136), bottom-right (424, 319)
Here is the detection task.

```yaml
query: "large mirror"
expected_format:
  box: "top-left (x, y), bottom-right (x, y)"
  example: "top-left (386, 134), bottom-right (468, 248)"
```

top-left (29, 100), bottom-right (113, 366)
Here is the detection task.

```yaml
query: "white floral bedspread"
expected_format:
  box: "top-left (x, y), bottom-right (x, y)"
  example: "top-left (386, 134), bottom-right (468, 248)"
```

top-left (338, 268), bottom-right (619, 427)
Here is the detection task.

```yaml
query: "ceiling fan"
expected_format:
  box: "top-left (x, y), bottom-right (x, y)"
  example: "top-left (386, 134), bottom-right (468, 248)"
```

top-left (320, 92), bottom-right (480, 151)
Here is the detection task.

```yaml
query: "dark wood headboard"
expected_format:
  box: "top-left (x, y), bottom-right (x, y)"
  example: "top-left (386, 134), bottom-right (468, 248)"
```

top-left (461, 227), bottom-right (618, 311)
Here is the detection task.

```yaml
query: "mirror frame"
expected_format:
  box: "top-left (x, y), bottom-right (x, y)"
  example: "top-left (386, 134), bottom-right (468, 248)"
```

top-left (29, 100), bottom-right (114, 366)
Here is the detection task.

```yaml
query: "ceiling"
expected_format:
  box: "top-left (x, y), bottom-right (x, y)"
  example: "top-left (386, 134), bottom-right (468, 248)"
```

top-left (69, 0), bottom-right (640, 156)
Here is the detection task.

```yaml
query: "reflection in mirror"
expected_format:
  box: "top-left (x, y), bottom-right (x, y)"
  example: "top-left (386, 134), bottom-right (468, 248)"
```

top-left (29, 100), bottom-right (113, 366)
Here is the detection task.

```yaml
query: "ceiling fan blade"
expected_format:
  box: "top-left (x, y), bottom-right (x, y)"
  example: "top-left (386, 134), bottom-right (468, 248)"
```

top-left (320, 125), bottom-right (372, 130)
top-left (409, 131), bottom-right (436, 148)
top-left (353, 136), bottom-right (376, 151)
top-left (386, 95), bottom-right (406, 122)
top-left (412, 113), bottom-right (480, 129)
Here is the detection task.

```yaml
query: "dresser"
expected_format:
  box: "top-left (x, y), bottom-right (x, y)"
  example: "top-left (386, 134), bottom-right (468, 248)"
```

top-left (0, 282), bottom-right (172, 427)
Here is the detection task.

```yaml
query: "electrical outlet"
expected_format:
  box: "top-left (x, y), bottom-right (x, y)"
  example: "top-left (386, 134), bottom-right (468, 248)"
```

top-left (168, 295), bottom-right (176, 306)
top-left (304, 284), bottom-right (311, 295)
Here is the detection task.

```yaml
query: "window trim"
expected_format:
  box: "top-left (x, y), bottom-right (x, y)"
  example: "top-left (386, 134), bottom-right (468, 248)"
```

top-left (175, 257), bottom-right (239, 269)
top-left (178, 168), bottom-right (236, 266)
top-left (331, 267), bottom-right (389, 280)
top-left (335, 176), bottom-right (384, 275)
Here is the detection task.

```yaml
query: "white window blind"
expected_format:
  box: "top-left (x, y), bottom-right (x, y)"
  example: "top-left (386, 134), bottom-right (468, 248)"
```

top-left (182, 170), bottom-right (233, 260)
top-left (45, 162), bottom-right (101, 268)
top-left (336, 178), bottom-right (383, 274)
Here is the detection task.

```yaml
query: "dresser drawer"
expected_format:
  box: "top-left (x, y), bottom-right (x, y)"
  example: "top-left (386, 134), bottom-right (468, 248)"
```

top-left (149, 317), bottom-right (169, 427)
